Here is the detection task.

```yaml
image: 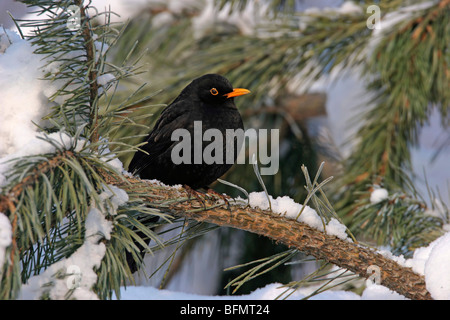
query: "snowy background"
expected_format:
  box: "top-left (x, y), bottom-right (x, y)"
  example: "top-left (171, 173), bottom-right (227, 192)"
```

top-left (1, 0), bottom-right (449, 300)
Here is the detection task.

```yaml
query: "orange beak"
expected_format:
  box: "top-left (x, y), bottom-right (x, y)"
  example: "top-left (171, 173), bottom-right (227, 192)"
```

top-left (224, 88), bottom-right (251, 99)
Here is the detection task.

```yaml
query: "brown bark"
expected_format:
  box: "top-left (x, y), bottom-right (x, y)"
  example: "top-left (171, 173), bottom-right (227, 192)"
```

top-left (110, 176), bottom-right (432, 300)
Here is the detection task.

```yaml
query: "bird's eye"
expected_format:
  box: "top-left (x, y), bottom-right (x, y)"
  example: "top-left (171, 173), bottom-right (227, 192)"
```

top-left (210, 88), bottom-right (219, 96)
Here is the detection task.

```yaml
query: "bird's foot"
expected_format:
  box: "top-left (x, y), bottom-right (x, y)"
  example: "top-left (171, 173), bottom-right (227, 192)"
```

top-left (206, 188), bottom-right (232, 210)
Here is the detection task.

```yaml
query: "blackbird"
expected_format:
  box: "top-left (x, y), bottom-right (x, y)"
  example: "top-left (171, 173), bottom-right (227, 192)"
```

top-left (126, 74), bottom-right (249, 273)
top-left (128, 73), bottom-right (250, 189)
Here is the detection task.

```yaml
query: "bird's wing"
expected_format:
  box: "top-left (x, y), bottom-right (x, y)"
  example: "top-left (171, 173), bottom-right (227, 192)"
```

top-left (128, 100), bottom-right (193, 175)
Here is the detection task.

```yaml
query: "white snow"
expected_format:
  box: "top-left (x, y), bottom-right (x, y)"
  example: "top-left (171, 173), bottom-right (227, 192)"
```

top-left (370, 188), bottom-right (389, 204)
top-left (116, 281), bottom-right (409, 300)
top-left (304, 1), bottom-right (363, 16)
top-left (166, 0), bottom-right (202, 15)
top-left (143, 178), bottom-right (183, 190)
top-left (117, 283), bottom-right (352, 300)
top-left (382, 231), bottom-right (450, 300)
top-left (373, 1), bottom-right (435, 37)
top-left (100, 184), bottom-right (129, 215)
top-left (192, 0), bottom-right (270, 39)
top-left (19, 207), bottom-right (107, 299)
top-left (339, 1), bottom-right (363, 15)
top-left (248, 192), bottom-right (320, 225)
top-left (19, 184), bottom-right (128, 300)
top-left (97, 73), bottom-right (116, 86)
top-left (99, 142), bottom-right (127, 174)
top-left (0, 26), bottom-right (115, 159)
top-left (361, 283), bottom-right (406, 300)
top-left (0, 212), bottom-right (12, 273)
top-left (20, 212), bottom-right (107, 299)
top-left (0, 131), bottom-right (87, 190)
top-left (2, 0), bottom-right (449, 300)
top-left (0, 29), bottom-right (52, 156)
top-left (325, 218), bottom-right (349, 240)
top-left (403, 245), bottom-right (431, 275)
top-left (423, 232), bottom-right (450, 299)
top-left (12, 0), bottom-right (147, 29)
top-left (367, 1), bottom-right (436, 54)
top-left (0, 27), bottom-right (127, 298)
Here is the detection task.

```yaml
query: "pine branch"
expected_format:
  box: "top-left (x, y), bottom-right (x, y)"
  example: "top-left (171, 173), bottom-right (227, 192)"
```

top-left (0, 151), bottom-right (74, 214)
top-left (105, 174), bottom-right (433, 300)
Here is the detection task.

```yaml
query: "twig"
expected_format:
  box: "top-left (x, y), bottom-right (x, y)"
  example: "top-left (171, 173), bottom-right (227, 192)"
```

top-left (108, 175), bottom-right (433, 300)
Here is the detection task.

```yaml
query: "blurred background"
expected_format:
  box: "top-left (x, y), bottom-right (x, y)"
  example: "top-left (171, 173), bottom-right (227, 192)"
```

top-left (2, 0), bottom-right (449, 296)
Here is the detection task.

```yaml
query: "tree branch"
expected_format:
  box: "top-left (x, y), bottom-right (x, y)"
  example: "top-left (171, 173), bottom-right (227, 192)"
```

top-left (108, 175), bottom-right (433, 300)
top-left (0, 154), bottom-right (433, 299)
top-left (0, 151), bottom-right (73, 214)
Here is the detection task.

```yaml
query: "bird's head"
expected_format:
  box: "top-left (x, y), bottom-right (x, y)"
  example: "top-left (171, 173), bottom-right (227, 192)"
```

top-left (190, 74), bottom-right (250, 105)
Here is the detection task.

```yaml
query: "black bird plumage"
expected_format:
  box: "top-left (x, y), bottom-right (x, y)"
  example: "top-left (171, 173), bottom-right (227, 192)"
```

top-left (125, 74), bottom-right (249, 273)
top-left (129, 74), bottom-right (249, 189)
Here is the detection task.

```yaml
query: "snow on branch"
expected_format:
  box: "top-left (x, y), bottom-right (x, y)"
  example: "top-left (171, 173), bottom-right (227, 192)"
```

top-left (107, 174), bottom-right (433, 300)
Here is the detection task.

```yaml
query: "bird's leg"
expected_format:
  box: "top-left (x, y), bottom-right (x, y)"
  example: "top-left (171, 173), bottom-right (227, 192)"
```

top-left (206, 188), bottom-right (232, 210)
top-left (183, 185), bottom-right (207, 208)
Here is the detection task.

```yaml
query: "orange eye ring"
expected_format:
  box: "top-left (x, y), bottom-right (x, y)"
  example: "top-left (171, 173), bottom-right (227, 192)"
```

top-left (210, 88), bottom-right (219, 96)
